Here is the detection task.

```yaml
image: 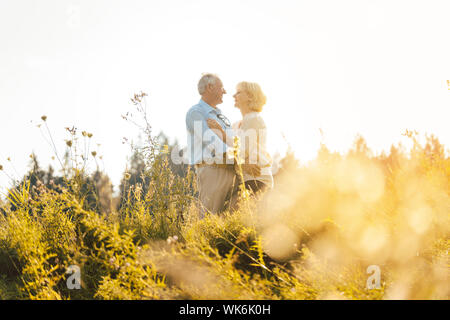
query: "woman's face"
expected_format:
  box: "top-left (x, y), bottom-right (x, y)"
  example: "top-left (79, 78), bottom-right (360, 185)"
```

top-left (233, 86), bottom-right (250, 110)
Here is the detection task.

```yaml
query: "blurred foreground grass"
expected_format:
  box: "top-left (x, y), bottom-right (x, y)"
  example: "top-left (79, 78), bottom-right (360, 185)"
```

top-left (0, 108), bottom-right (448, 300)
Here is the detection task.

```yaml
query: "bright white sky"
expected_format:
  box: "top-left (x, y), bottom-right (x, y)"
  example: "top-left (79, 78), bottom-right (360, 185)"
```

top-left (1, 0), bottom-right (449, 194)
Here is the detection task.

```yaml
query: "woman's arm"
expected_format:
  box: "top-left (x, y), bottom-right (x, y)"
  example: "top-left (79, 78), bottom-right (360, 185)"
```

top-left (207, 118), bottom-right (234, 147)
top-left (207, 118), bottom-right (261, 176)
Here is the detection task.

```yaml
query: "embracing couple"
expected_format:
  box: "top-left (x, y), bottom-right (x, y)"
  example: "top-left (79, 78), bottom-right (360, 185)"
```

top-left (186, 73), bottom-right (273, 217)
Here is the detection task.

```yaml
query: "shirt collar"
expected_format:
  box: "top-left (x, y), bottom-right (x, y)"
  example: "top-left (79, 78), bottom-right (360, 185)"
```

top-left (199, 99), bottom-right (222, 115)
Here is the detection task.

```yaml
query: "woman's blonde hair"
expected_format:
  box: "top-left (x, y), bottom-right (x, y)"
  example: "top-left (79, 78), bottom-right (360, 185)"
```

top-left (238, 81), bottom-right (267, 112)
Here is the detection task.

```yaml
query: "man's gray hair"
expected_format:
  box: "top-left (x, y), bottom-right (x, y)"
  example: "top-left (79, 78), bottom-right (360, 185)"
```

top-left (198, 73), bottom-right (219, 95)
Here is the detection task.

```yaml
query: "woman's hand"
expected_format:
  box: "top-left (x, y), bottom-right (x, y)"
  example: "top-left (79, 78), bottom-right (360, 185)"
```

top-left (207, 118), bottom-right (226, 143)
top-left (207, 118), bottom-right (223, 132)
top-left (207, 118), bottom-right (234, 146)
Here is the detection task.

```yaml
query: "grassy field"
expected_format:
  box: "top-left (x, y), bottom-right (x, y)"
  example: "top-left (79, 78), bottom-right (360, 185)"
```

top-left (0, 112), bottom-right (448, 300)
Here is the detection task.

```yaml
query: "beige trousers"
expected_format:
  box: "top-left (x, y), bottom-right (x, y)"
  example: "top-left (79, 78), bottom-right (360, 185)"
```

top-left (196, 165), bottom-right (236, 217)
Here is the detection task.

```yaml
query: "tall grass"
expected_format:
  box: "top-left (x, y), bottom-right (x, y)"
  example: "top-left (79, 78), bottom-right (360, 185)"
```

top-left (0, 96), bottom-right (448, 300)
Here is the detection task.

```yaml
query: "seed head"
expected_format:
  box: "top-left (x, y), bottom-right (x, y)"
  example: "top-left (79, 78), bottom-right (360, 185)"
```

top-left (41, 115), bottom-right (47, 121)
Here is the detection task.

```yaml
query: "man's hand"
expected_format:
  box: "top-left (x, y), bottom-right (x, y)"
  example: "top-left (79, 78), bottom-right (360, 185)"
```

top-left (241, 163), bottom-right (261, 176)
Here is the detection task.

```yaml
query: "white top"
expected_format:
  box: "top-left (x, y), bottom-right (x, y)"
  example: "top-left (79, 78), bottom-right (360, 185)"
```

top-left (231, 112), bottom-right (273, 188)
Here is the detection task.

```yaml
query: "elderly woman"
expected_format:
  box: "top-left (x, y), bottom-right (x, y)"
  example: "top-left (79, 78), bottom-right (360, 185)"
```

top-left (207, 81), bottom-right (273, 196)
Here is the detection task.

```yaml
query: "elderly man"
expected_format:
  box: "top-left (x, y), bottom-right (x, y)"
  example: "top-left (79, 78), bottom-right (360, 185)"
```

top-left (186, 73), bottom-right (259, 216)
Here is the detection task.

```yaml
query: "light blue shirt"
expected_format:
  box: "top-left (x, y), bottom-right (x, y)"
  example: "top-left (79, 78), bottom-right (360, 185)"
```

top-left (185, 99), bottom-right (233, 165)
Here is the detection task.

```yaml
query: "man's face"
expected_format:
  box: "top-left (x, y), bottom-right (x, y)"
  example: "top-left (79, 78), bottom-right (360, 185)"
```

top-left (208, 79), bottom-right (226, 105)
